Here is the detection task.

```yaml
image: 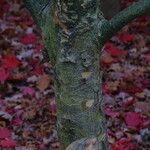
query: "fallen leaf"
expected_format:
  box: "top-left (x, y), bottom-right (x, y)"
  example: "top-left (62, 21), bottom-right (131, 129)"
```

top-left (0, 67), bottom-right (9, 82)
top-left (104, 43), bottom-right (127, 57)
top-left (22, 87), bottom-right (35, 96)
top-left (134, 102), bottom-right (150, 116)
top-left (21, 33), bottom-right (37, 44)
top-left (104, 81), bottom-right (120, 92)
top-left (0, 111), bottom-right (12, 121)
top-left (36, 74), bottom-right (52, 91)
top-left (143, 53), bottom-right (150, 62)
top-left (124, 112), bottom-right (143, 129)
top-left (0, 128), bottom-right (11, 139)
top-left (110, 63), bottom-right (122, 72)
top-left (122, 97), bottom-right (135, 107)
top-left (2, 54), bottom-right (21, 70)
top-left (0, 0), bottom-right (10, 19)
top-left (0, 139), bottom-right (16, 148)
top-left (105, 106), bottom-right (119, 118)
top-left (110, 138), bottom-right (137, 150)
top-left (12, 118), bottom-right (23, 126)
top-left (101, 52), bottom-right (114, 64)
top-left (118, 33), bottom-right (134, 43)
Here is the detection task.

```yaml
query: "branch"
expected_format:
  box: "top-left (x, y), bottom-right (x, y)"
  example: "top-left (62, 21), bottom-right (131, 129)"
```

top-left (23, 0), bottom-right (58, 65)
top-left (99, 0), bottom-right (150, 45)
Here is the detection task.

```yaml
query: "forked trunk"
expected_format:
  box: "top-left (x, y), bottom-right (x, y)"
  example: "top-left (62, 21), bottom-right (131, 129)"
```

top-left (23, 0), bottom-right (150, 149)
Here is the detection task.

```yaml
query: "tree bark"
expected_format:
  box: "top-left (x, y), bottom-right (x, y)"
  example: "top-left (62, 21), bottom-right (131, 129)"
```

top-left (23, 0), bottom-right (150, 149)
top-left (52, 1), bottom-right (107, 149)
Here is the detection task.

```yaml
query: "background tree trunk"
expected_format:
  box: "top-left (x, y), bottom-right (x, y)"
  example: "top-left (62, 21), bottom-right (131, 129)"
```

top-left (101, 0), bottom-right (120, 19)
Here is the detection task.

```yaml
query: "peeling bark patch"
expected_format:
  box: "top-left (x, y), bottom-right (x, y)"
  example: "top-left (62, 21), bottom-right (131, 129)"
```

top-left (85, 100), bottom-right (94, 108)
top-left (81, 99), bottom-right (95, 109)
top-left (81, 72), bottom-right (92, 79)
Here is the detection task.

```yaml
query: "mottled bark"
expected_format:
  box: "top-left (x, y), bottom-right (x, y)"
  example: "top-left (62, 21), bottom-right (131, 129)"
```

top-left (23, 0), bottom-right (150, 149)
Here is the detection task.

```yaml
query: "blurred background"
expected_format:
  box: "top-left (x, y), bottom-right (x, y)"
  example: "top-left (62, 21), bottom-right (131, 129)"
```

top-left (0, 0), bottom-right (149, 149)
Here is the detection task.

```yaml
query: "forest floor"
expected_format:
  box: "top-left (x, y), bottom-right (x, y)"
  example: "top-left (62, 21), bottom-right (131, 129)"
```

top-left (0, 0), bottom-right (149, 149)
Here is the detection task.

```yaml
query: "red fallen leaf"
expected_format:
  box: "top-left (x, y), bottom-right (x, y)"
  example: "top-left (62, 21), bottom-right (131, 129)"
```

top-left (105, 106), bottom-right (119, 118)
top-left (0, 128), bottom-right (11, 139)
top-left (28, 59), bottom-right (44, 75)
top-left (50, 99), bottom-right (57, 114)
top-left (34, 44), bottom-right (44, 52)
top-left (123, 85), bottom-right (143, 94)
top-left (141, 79), bottom-right (150, 88)
top-left (0, 139), bottom-right (16, 148)
top-left (12, 73), bottom-right (25, 80)
top-left (124, 112), bottom-right (143, 129)
top-left (52, 148), bottom-right (60, 150)
top-left (6, 16), bottom-right (21, 22)
top-left (102, 83), bottom-right (111, 94)
top-left (23, 17), bottom-right (34, 26)
top-left (104, 43), bottom-right (127, 57)
top-left (2, 54), bottom-right (21, 70)
top-left (0, 0), bottom-right (10, 19)
top-left (143, 119), bottom-right (150, 128)
top-left (39, 144), bottom-right (47, 150)
top-left (21, 33), bottom-right (37, 44)
top-left (100, 52), bottom-right (115, 69)
top-left (108, 129), bottom-right (115, 137)
top-left (137, 16), bottom-right (150, 23)
top-left (33, 65), bottom-right (44, 75)
top-left (109, 138), bottom-right (137, 150)
top-left (22, 87), bottom-right (35, 96)
top-left (143, 54), bottom-right (150, 62)
top-left (0, 68), bottom-right (9, 82)
top-left (122, 97), bottom-right (135, 108)
top-left (118, 33), bottom-right (134, 43)
top-left (12, 118), bottom-right (23, 126)
top-left (5, 107), bottom-right (16, 115)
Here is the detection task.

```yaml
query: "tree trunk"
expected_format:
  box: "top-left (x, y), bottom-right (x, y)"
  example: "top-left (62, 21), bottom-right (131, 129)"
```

top-left (53, 1), bottom-right (107, 149)
top-left (23, 0), bottom-right (150, 149)
top-left (55, 45), bottom-right (106, 149)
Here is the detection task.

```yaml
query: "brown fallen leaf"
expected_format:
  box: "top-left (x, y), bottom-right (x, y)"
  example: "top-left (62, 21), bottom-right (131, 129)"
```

top-left (101, 52), bottom-right (114, 64)
top-left (134, 101), bottom-right (150, 117)
top-left (107, 81), bottom-right (120, 92)
top-left (2, 28), bottom-right (16, 38)
top-left (110, 63), bottom-right (122, 72)
top-left (23, 108), bottom-right (36, 120)
top-left (36, 74), bottom-right (53, 91)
